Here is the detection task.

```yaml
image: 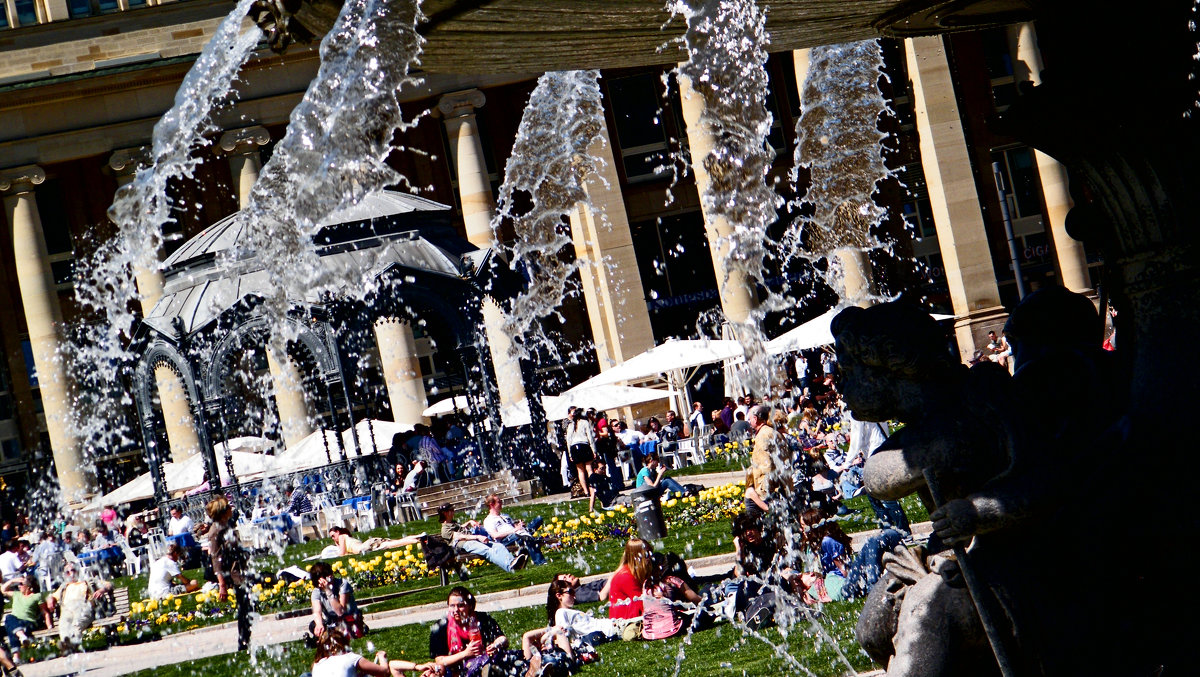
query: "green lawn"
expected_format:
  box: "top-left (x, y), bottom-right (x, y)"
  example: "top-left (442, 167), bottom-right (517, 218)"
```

top-left (105, 485), bottom-right (923, 629)
top-left (130, 599), bottom-right (875, 677)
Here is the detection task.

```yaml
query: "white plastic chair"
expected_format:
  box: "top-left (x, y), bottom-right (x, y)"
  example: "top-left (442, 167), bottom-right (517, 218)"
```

top-left (118, 540), bottom-right (146, 576)
top-left (394, 492), bottom-right (421, 523)
top-left (355, 500), bottom-right (376, 532)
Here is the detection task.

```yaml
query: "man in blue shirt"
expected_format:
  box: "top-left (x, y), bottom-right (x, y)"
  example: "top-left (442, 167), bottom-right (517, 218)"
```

top-left (635, 453), bottom-right (687, 496)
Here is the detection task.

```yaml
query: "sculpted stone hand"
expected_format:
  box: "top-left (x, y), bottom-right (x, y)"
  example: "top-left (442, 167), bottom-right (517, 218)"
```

top-left (929, 498), bottom-right (979, 548)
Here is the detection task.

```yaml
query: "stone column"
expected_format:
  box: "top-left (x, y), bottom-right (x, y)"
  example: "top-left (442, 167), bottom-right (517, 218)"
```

top-left (905, 37), bottom-right (1008, 361)
top-left (677, 73), bottom-right (758, 324)
top-left (373, 317), bottom-right (429, 426)
top-left (1008, 22), bottom-right (1092, 294)
top-left (793, 48), bottom-right (875, 308)
top-left (437, 89), bottom-right (527, 409)
top-left (568, 118), bottom-right (656, 371)
top-left (218, 126), bottom-right (270, 209)
top-left (153, 363), bottom-right (201, 462)
top-left (266, 347), bottom-right (314, 448)
top-left (109, 146), bottom-right (166, 314)
top-left (1, 165), bottom-right (90, 499)
top-left (40, 0), bottom-right (68, 22)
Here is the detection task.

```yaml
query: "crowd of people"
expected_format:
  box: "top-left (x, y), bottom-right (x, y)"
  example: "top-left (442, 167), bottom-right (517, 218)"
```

top-left (300, 349), bottom-right (914, 677)
top-left (305, 500), bottom-right (902, 677)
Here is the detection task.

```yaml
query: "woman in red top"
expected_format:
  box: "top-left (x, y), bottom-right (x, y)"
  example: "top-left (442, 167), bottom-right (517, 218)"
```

top-left (602, 538), bottom-right (653, 619)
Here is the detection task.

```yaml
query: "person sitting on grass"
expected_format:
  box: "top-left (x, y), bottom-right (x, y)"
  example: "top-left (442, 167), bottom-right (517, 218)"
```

top-left (311, 626), bottom-right (440, 677)
top-left (429, 586), bottom-right (526, 677)
top-left (146, 542), bottom-right (201, 600)
top-left (46, 563), bottom-right (114, 652)
top-left (586, 459), bottom-right (621, 513)
top-left (309, 562), bottom-right (366, 640)
top-left (329, 526), bottom-right (424, 557)
top-left (438, 505), bottom-right (528, 573)
top-left (796, 508), bottom-right (904, 602)
top-left (1, 576), bottom-right (51, 662)
top-left (482, 495), bottom-right (546, 566)
top-left (640, 559), bottom-right (702, 640)
top-left (634, 453), bottom-right (686, 497)
top-left (605, 538), bottom-right (653, 620)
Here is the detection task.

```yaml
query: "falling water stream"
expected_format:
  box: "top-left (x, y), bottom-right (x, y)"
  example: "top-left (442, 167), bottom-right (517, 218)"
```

top-left (491, 69), bottom-right (606, 365)
top-left (55, 0), bottom-right (902, 671)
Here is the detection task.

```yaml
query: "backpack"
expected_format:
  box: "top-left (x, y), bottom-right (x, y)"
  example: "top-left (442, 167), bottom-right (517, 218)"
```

top-left (419, 535), bottom-right (457, 570)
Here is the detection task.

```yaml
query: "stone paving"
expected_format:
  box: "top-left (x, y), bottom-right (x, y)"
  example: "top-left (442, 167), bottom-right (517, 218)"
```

top-left (21, 470), bottom-right (914, 677)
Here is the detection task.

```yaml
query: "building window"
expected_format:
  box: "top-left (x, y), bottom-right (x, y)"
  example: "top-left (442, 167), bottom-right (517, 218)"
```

top-left (0, 438), bottom-right (20, 462)
top-left (33, 180), bottom-right (76, 292)
top-left (898, 164), bottom-right (937, 239)
top-left (67, 0), bottom-right (121, 18)
top-left (606, 72), bottom-right (675, 183)
top-left (980, 28), bottom-right (1017, 112)
top-left (12, 0), bottom-right (38, 26)
top-left (991, 146), bottom-right (1041, 221)
top-left (917, 253), bottom-right (945, 282)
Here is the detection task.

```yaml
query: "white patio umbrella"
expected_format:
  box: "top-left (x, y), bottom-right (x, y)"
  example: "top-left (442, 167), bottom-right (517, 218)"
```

top-left (569, 338), bottom-right (744, 416)
top-left (551, 384), bottom-right (675, 420)
top-left (213, 435), bottom-right (274, 455)
top-left (341, 419), bottom-right (413, 455)
top-left (266, 429), bottom-right (345, 475)
top-left (765, 308), bottom-right (955, 355)
top-left (499, 385), bottom-right (675, 428)
top-left (422, 395), bottom-right (470, 417)
top-left (86, 450), bottom-right (270, 509)
top-left (171, 450), bottom-right (271, 491)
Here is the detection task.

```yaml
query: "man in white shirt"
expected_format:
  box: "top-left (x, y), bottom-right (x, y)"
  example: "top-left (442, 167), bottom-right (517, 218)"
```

top-left (847, 412), bottom-right (910, 534)
top-left (614, 421), bottom-right (643, 449)
top-left (482, 494), bottom-right (546, 565)
top-left (147, 543), bottom-right (200, 599)
top-left (0, 540), bottom-right (31, 582)
top-left (687, 402), bottom-right (706, 436)
top-left (166, 507), bottom-right (194, 537)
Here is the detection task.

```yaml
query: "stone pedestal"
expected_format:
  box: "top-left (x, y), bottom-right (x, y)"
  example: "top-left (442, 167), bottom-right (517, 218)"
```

top-left (1, 165), bottom-right (90, 499)
top-left (905, 37), bottom-right (1007, 359)
top-left (373, 317), bottom-right (428, 426)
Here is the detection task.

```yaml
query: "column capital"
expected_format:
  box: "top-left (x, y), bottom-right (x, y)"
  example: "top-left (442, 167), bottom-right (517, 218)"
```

top-left (217, 125), bottom-right (271, 156)
top-left (436, 89), bottom-right (487, 119)
top-left (108, 146), bottom-right (153, 177)
top-left (0, 165), bottom-right (46, 195)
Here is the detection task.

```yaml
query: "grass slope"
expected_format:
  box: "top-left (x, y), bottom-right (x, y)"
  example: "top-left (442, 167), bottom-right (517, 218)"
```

top-left (132, 599), bottom-right (873, 677)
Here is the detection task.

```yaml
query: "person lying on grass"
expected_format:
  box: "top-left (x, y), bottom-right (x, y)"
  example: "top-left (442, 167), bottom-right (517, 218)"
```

top-left (311, 626), bottom-right (440, 677)
top-left (520, 578), bottom-right (617, 672)
top-left (329, 525), bottom-right (424, 557)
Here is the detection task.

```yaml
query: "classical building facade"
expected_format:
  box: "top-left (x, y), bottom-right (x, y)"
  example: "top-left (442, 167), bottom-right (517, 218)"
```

top-left (1, 0), bottom-right (1096, 505)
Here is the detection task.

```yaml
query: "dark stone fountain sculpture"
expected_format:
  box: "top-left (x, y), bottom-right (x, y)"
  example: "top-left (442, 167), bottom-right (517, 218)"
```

top-left (834, 291), bottom-right (1129, 676)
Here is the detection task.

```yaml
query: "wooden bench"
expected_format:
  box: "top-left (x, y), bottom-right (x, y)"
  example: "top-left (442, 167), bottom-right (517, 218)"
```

top-left (31, 586), bottom-right (131, 640)
top-left (436, 543), bottom-right (523, 586)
